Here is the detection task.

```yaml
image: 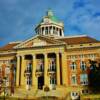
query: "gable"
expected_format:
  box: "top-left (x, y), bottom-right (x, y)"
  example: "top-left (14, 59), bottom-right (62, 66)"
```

top-left (14, 35), bottom-right (64, 49)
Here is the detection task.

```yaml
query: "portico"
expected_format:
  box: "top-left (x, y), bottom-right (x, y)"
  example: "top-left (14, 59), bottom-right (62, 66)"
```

top-left (16, 49), bottom-right (66, 90)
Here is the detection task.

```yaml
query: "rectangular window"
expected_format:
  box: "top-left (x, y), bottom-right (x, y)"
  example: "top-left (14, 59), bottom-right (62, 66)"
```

top-left (82, 89), bottom-right (88, 94)
top-left (27, 77), bottom-right (32, 85)
top-left (80, 61), bottom-right (86, 71)
top-left (50, 77), bottom-right (56, 84)
top-left (71, 75), bottom-right (77, 85)
top-left (49, 58), bottom-right (56, 71)
top-left (70, 62), bottom-right (77, 70)
top-left (80, 74), bottom-right (88, 85)
top-left (26, 63), bottom-right (32, 73)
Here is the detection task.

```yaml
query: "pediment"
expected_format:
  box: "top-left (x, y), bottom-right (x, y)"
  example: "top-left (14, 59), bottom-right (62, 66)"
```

top-left (14, 35), bottom-right (64, 49)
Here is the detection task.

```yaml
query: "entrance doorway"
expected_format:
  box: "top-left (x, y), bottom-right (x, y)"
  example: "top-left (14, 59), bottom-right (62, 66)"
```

top-left (50, 77), bottom-right (56, 90)
top-left (38, 76), bottom-right (44, 89)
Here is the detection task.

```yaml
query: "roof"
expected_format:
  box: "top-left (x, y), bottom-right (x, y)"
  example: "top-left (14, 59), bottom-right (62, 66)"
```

top-left (57, 35), bottom-right (99, 45)
top-left (0, 42), bottom-right (20, 51)
top-left (49, 15), bottom-right (59, 23)
top-left (47, 10), bottom-right (60, 23)
top-left (40, 10), bottom-right (60, 23)
top-left (0, 35), bottom-right (99, 51)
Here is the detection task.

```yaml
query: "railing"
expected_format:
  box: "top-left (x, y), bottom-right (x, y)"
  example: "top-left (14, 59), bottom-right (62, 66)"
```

top-left (24, 70), bottom-right (32, 77)
top-left (35, 69), bottom-right (44, 76)
top-left (48, 68), bottom-right (56, 76)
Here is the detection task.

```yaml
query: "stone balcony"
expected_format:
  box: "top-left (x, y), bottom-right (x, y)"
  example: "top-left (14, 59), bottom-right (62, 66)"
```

top-left (35, 69), bottom-right (44, 77)
top-left (48, 68), bottom-right (56, 76)
top-left (24, 70), bottom-right (32, 77)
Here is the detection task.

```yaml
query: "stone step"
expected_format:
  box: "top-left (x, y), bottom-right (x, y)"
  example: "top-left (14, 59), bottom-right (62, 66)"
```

top-left (13, 88), bottom-right (68, 98)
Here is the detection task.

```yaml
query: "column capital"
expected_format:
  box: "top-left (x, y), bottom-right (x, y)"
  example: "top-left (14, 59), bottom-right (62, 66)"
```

top-left (55, 52), bottom-right (60, 55)
top-left (21, 55), bottom-right (25, 59)
top-left (56, 53), bottom-right (60, 58)
top-left (60, 52), bottom-right (66, 55)
top-left (43, 53), bottom-right (48, 56)
top-left (16, 55), bottom-right (20, 58)
top-left (32, 54), bottom-right (36, 59)
top-left (32, 53), bottom-right (36, 55)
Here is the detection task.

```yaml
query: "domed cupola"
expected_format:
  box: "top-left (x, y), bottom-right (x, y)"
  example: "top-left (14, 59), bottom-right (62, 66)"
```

top-left (35, 10), bottom-right (64, 37)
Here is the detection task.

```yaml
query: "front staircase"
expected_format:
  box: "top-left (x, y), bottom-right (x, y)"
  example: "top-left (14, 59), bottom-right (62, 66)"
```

top-left (13, 87), bottom-right (69, 99)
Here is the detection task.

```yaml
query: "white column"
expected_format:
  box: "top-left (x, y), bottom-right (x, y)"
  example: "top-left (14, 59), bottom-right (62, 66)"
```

top-left (62, 29), bottom-right (64, 37)
top-left (58, 28), bottom-right (60, 36)
top-left (16, 55), bottom-right (20, 86)
top-left (56, 53), bottom-right (60, 85)
top-left (44, 54), bottom-right (49, 86)
top-left (51, 26), bottom-right (53, 35)
top-left (32, 54), bottom-right (37, 89)
top-left (21, 55), bottom-right (26, 86)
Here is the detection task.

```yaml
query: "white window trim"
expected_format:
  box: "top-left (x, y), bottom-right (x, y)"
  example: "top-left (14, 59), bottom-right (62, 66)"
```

top-left (71, 74), bottom-right (77, 86)
top-left (80, 74), bottom-right (88, 85)
top-left (80, 61), bottom-right (87, 71)
top-left (70, 62), bottom-right (77, 70)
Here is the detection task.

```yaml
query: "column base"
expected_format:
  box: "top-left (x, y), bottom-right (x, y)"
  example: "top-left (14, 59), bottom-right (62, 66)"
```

top-left (43, 85), bottom-right (50, 92)
top-left (56, 85), bottom-right (67, 89)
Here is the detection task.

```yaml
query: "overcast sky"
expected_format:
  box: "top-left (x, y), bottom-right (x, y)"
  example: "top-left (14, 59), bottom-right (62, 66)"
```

top-left (0, 0), bottom-right (100, 46)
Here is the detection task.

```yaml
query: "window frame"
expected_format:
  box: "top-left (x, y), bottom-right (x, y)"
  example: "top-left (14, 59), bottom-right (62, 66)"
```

top-left (70, 62), bottom-right (77, 70)
top-left (80, 74), bottom-right (88, 85)
top-left (71, 74), bottom-right (77, 85)
top-left (80, 61), bottom-right (87, 71)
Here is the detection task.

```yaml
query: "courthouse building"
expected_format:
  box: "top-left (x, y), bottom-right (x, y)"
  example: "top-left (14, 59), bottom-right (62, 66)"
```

top-left (0, 10), bottom-right (100, 95)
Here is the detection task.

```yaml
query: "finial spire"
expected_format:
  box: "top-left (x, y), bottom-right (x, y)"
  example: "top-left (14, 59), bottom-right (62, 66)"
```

top-left (47, 9), bottom-right (53, 16)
